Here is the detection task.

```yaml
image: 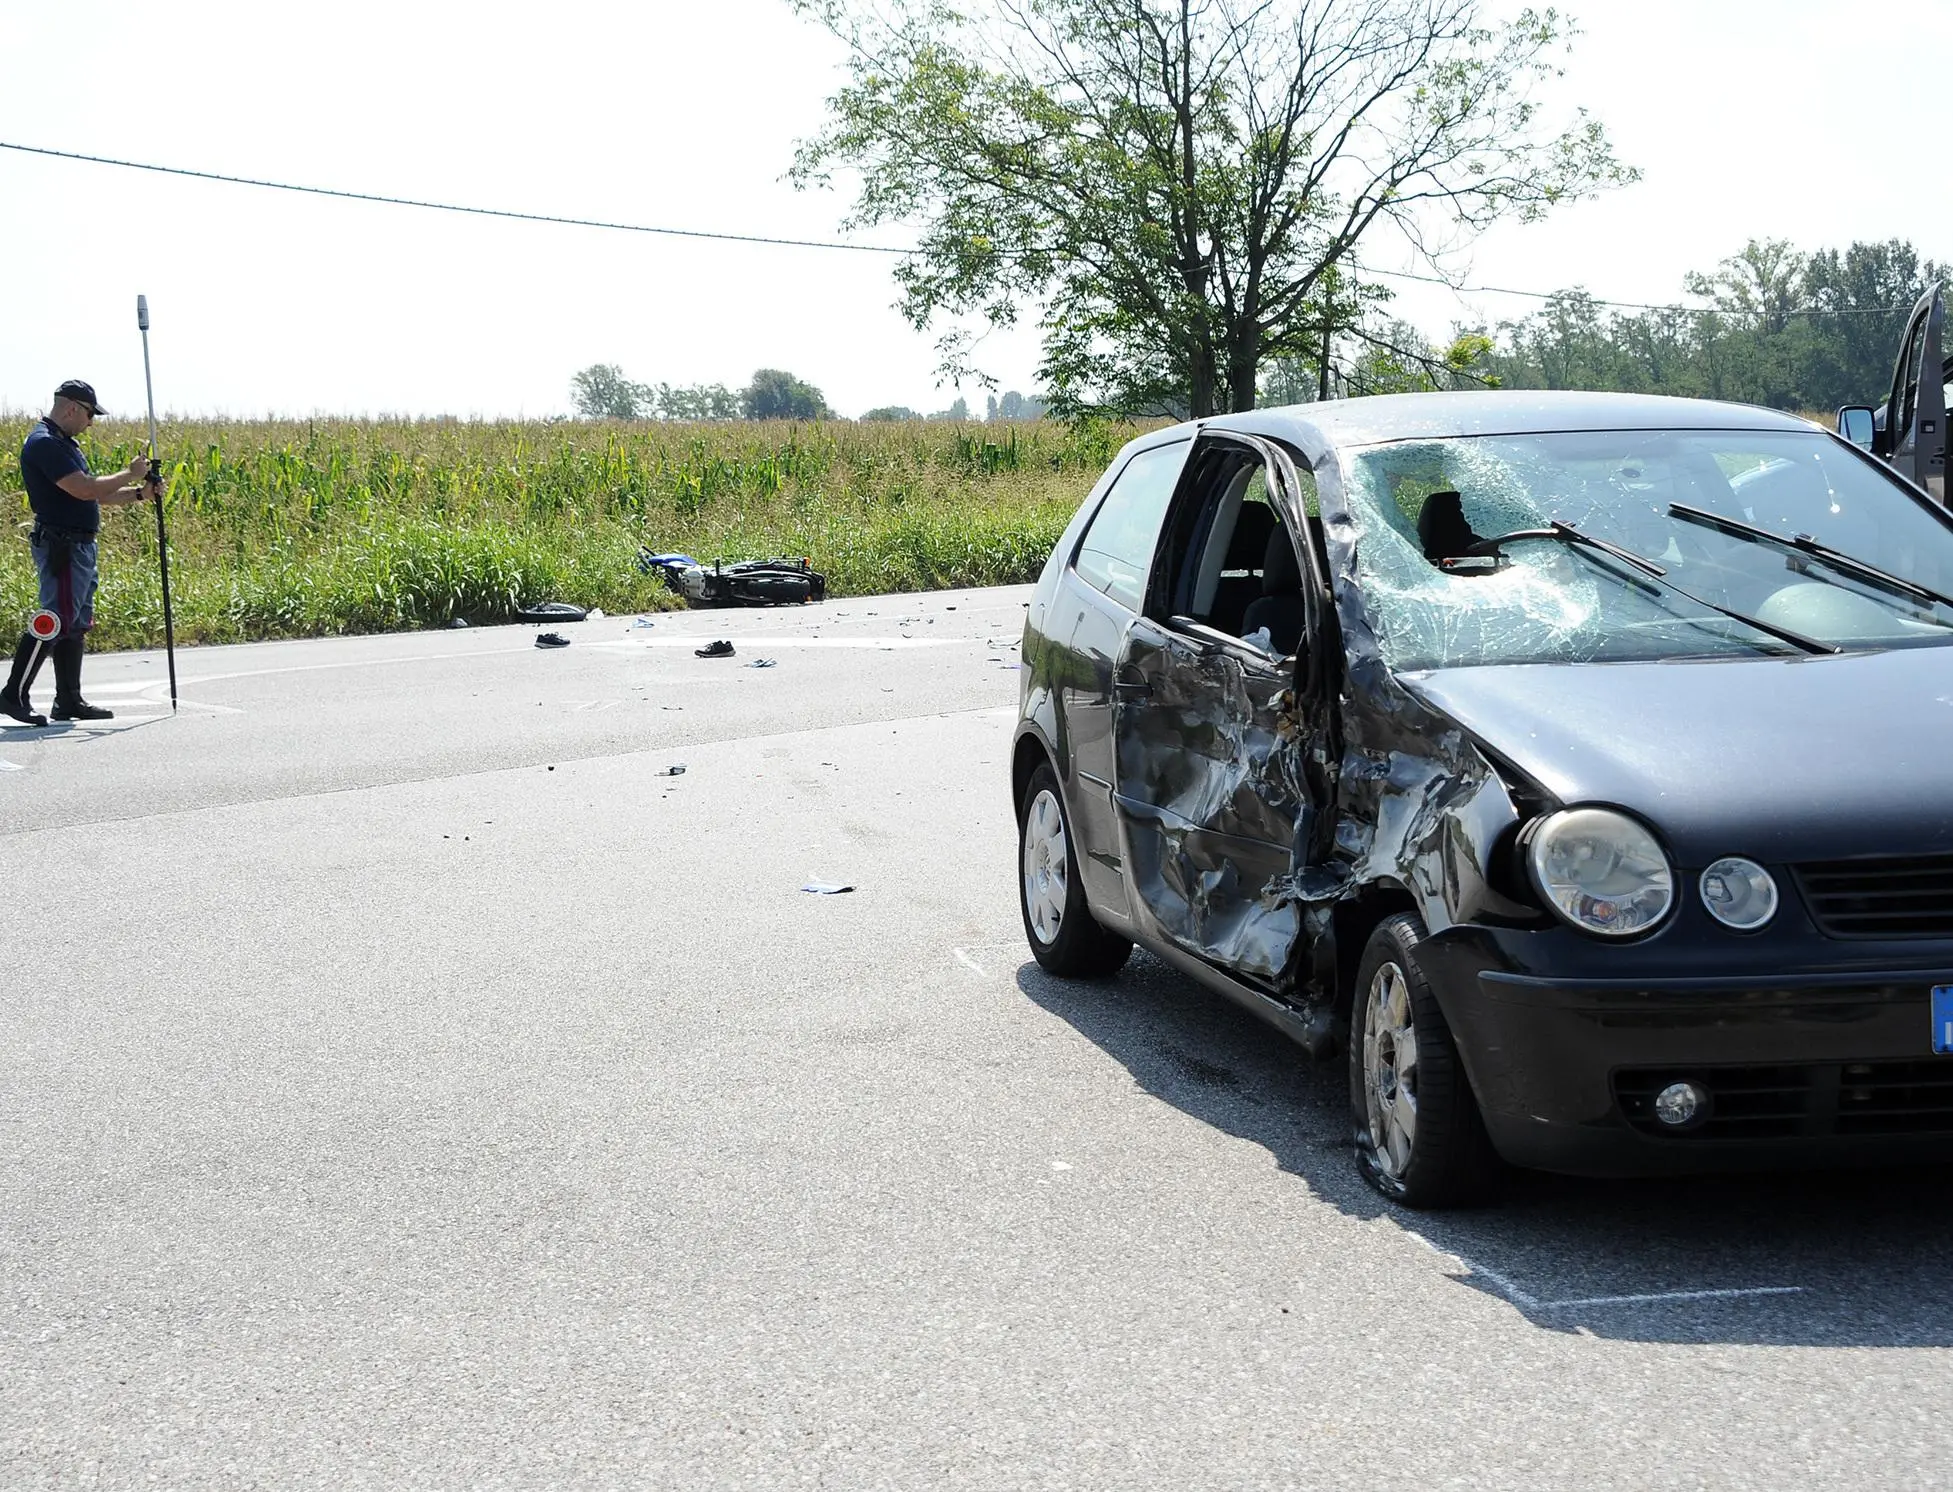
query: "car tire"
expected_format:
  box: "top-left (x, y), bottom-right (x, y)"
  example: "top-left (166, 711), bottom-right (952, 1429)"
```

top-left (1018, 762), bottom-right (1132, 978)
top-left (1349, 913), bottom-right (1497, 1208)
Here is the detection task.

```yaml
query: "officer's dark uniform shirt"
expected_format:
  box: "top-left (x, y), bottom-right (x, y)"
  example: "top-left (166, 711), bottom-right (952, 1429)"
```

top-left (20, 418), bottom-right (98, 536)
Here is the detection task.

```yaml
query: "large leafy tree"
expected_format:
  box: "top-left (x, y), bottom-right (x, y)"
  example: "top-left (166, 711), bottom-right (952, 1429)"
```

top-left (741, 369), bottom-right (831, 419)
top-left (570, 363), bottom-right (651, 420)
top-left (791, 0), bottom-right (1632, 417)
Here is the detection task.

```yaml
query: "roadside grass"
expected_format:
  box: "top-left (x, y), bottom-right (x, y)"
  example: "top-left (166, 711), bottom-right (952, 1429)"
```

top-left (0, 415), bottom-right (1133, 650)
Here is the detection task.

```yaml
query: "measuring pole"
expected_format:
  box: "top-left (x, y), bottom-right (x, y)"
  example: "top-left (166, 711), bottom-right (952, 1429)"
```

top-left (136, 294), bottom-right (178, 712)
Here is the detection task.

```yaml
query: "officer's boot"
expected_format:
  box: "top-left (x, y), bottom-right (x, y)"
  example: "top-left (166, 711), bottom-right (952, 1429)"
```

top-left (0, 634), bottom-right (49, 727)
top-left (50, 634), bottom-right (112, 722)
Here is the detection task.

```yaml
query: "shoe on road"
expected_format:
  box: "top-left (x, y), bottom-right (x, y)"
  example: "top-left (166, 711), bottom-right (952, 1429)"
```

top-left (0, 689), bottom-right (47, 727)
top-left (695, 640), bottom-right (736, 658)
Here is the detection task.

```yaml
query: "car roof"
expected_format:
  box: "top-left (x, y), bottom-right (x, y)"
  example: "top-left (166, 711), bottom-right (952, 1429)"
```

top-left (1197, 390), bottom-right (1820, 450)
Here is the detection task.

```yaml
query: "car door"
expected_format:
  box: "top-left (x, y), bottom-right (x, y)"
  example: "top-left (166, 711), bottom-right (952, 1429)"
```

top-left (1055, 438), bottom-right (1193, 914)
top-left (1106, 432), bottom-right (1335, 987)
top-left (1884, 285), bottom-right (1947, 501)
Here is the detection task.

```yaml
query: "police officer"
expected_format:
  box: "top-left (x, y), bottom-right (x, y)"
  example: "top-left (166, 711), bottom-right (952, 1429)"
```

top-left (1, 380), bottom-right (157, 726)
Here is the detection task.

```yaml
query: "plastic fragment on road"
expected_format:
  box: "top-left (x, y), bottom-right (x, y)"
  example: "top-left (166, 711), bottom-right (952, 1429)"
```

top-left (535, 632), bottom-right (571, 649)
top-left (695, 640), bottom-right (735, 658)
top-left (748, 658), bottom-right (778, 669)
top-left (631, 617), bottom-right (657, 629)
top-left (661, 764), bottom-right (687, 776)
top-left (801, 882), bottom-right (854, 895)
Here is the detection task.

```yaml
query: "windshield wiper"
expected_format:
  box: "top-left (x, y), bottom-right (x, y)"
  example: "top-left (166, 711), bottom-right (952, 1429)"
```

top-left (1668, 501), bottom-right (1953, 612)
top-left (1468, 519), bottom-right (1841, 655)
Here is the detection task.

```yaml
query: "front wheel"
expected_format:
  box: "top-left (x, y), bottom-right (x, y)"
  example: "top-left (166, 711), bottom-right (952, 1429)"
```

top-left (1018, 763), bottom-right (1132, 978)
top-left (1349, 913), bottom-right (1497, 1208)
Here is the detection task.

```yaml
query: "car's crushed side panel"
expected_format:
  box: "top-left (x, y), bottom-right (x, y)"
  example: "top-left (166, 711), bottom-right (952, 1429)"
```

top-left (1112, 633), bottom-right (1307, 984)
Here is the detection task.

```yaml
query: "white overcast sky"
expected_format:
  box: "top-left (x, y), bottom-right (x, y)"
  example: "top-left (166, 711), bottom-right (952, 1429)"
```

top-left (0, 0), bottom-right (1946, 420)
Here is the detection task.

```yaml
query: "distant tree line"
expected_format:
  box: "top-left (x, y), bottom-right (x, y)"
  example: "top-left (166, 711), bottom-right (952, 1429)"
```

top-left (575, 363), bottom-right (1053, 423)
top-left (569, 365), bottom-right (829, 421)
top-left (861, 391), bottom-right (1050, 422)
top-left (1265, 238), bottom-right (1948, 414)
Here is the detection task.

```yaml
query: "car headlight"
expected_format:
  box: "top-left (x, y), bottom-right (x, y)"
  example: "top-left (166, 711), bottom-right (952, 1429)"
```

top-left (1700, 856), bottom-right (1778, 931)
top-left (1527, 807), bottom-right (1674, 937)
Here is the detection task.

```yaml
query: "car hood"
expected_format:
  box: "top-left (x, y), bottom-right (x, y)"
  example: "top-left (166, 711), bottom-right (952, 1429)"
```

top-left (1398, 648), bottom-right (1953, 863)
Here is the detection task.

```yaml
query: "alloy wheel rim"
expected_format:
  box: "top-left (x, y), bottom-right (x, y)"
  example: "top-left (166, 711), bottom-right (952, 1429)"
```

top-left (1363, 960), bottom-right (1419, 1179)
top-left (1022, 789), bottom-right (1070, 945)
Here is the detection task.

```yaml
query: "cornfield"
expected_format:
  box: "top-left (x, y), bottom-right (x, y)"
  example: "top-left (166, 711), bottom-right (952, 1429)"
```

top-left (0, 415), bottom-right (1136, 650)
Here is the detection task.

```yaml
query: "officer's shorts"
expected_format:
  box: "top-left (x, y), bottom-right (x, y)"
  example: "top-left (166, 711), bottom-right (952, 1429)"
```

top-left (31, 529), bottom-right (98, 635)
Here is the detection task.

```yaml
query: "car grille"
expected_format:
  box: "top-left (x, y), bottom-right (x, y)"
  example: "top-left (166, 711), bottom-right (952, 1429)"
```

top-left (1615, 1062), bottom-right (1953, 1139)
top-left (1794, 854), bottom-right (1953, 938)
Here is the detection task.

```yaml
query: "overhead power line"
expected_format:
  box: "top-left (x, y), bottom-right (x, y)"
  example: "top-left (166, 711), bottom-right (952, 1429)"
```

top-left (0, 140), bottom-right (911, 255)
top-left (0, 139), bottom-right (1923, 316)
top-left (1357, 261), bottom-right (1914, 317)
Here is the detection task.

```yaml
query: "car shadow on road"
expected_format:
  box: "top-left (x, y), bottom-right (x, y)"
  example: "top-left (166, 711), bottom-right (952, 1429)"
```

top-left (1018, 951), bottom-right (1953, 1348)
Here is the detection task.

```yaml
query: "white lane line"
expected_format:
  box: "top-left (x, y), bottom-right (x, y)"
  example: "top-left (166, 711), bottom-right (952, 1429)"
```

top-left (587, 636), bottom-right (959, 651)
top-left (1401, 1230), bottom-right (1802, 1312)
top-left (1545, 1286), bottom-right (1807, 1308)
top-left (82, 632), bottom-right (965, 695)
top-left (89, 646), bottom-right (535, 693)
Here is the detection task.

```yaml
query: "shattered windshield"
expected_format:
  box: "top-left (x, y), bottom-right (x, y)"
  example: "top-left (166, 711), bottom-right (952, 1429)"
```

top-left (1340, 429), bottom-right (1953, 669)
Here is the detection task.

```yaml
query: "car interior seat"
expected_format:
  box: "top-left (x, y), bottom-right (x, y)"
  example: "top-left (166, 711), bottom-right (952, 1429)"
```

top-left (1209, 501), bottom-right (1278, 635)
top-left (1416, 490), bottom-right (1480, 563)
top-left (1240, 522), bottom-right (1308, 655)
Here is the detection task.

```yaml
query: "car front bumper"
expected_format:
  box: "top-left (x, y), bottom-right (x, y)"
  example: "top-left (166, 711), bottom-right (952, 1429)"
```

top-left (1419, 928), bottom-right (1953, 1177)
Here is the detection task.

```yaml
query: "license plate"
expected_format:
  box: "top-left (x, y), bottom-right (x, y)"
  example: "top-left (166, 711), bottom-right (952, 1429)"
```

top-left (1935, 987), bottom-right (1953, 1054)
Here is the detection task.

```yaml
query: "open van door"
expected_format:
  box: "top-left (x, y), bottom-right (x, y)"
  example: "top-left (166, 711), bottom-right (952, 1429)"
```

top-left (1882, 285), bottom-right (1946, 501)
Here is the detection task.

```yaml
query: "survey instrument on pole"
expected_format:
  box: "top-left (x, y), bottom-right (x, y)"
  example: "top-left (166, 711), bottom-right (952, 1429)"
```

top-left (136, 294), bottom-right (179, 712)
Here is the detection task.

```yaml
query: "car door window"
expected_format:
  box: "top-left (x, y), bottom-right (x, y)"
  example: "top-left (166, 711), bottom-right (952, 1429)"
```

top-left (1158, 458), bottom-right (1322, 644)
top-left (1074, 442), bottom-right (1186, 611)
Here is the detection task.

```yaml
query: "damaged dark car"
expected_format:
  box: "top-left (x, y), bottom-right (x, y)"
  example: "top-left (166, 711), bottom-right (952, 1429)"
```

top-left (1013, 391), bottom-right (1953, 1206)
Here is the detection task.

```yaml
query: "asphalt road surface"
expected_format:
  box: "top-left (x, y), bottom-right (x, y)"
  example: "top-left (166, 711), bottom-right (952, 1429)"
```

top-left (4, 586), bottom-right (1950, 1490)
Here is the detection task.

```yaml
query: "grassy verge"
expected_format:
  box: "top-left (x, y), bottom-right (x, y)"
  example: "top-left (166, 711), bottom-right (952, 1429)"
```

top-left (1, 416), bottom-right (1135, 650)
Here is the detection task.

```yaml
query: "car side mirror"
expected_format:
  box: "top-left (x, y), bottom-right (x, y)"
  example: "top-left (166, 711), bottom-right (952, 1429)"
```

top-left (1837, 406), bottom-right (1876, 450)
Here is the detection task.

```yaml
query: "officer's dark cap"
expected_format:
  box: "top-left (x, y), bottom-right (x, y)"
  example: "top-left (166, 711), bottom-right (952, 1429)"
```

top-left (53, 379), bottom-right (104, 416)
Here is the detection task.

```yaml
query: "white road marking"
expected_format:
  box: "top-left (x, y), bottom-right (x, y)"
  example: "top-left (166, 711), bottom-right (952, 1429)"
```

top-left (588, 636), bottom-right (958, 651)
top-left (1544, 1286), bottom-right (1807, 1308)
top-left (93, 648), bottom-right (533, 693)
top-left (1401, 1230), bottom-right (1803, 1313)
top-left (80, 630), bottom-right (970, 698)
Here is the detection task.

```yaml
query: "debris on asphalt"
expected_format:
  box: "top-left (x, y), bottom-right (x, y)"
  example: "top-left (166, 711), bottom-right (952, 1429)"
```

top-left (661, 764), bottom-right (687, 776)
top-left (748, 658), bottom-right (777, 669)
top-left (588, 609), bottom-right (605, 621)
top-left (535, 632), bottom-right (571, 649)
top-left (631, 617), bottom-right (658, 630)
top-left (801, 882), bottom-right (855, 895)
top-left (517, 601), bottom-right (587, 623)
top-left (695, 640), bottom-right (736, 658)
